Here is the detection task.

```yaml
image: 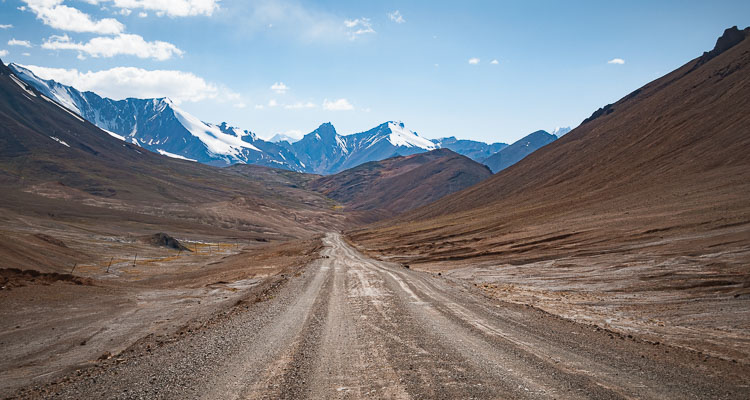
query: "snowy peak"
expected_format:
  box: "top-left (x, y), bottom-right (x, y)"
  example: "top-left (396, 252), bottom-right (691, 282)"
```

top-left (9, 63), bottom-right (84, 115)
top-left (384, 121), bottom-right (436, 150)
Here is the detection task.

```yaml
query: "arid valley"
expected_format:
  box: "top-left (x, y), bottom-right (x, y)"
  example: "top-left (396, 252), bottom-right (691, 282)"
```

top-left (1, 3), bottom-right (749, 399)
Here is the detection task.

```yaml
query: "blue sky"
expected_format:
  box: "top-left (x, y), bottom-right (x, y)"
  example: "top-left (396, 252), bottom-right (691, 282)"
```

top-left (1, 1), bottom-right (749, 143)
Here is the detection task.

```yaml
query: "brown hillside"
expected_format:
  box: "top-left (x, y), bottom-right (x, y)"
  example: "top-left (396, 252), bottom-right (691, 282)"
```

top-left (307, 148), bottom-right (492, 221)
top-left (350, 26), bottom-right (750, 262)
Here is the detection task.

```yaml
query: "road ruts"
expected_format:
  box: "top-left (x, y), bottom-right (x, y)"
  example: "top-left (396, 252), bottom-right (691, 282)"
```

top-left (20, 233), bottom-right (750, 399)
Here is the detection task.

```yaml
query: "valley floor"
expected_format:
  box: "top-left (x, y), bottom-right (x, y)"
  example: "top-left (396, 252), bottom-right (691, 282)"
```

top-left (9, 233), bottom-right (749, 399)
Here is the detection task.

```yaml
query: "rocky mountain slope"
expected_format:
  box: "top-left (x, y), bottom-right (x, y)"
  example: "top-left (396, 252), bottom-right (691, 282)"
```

top-left (308, 148), bottom-right (492, 221)
top-left (350, 25), bottom-right (750, 275)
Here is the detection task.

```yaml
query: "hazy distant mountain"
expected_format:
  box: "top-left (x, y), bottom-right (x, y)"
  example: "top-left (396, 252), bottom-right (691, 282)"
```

top-left (551, 126), bottom-right (572, 137)
top-left (482, 130), bottom-right (557, 173)
top-left (431, 137), bottom-right (508, 161)
top-left (268, 133), bottom-right (302, 143)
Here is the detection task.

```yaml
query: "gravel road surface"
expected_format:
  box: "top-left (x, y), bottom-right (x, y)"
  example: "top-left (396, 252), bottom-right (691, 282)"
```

top-left (15, 233), bottom-right (749, 399)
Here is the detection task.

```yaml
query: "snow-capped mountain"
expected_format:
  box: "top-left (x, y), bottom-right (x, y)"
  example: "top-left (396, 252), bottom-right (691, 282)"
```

top-left (288, 121), bottom-right (438, 174)
top-left (9, 63), bottom-right (303, 169)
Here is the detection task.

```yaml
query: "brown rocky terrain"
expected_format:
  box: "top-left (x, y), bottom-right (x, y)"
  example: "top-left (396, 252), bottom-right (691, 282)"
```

top-left (308, 148), bottom-right (492, 222)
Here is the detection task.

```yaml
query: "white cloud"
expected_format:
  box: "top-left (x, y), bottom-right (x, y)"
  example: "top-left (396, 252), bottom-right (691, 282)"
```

top-left (254, 104), bottom-right (264, 109)
top-left (19, 64), bottom-right (227, 104)
top-left (468, 57), bottom-right (480, 65)
top-left (0, 50), bottom-right (8, 57)
top-left (138, 11), bottom-right (147, 17)
top-left (227, 1), bottom-right (376, 43)
top-left (21, 0), bottom-right (125, 34)
top-left (344, 18), bottom-right (375, 40)
top-left (8, 39), bottom-right (32, 47)
top-left (118, 8), bottom-right (132, 16)
top-left (0, 24), bottom-right (13, 29)
top-left (233, 102), bottom-right (246, 109)
top-left (323, 98), bottom-right (353, 111)
top-left (490, 59), bottom-right (499, 65)
top-left (268, 99), bottom-right (278, 107)
top-left (270, 82), bottom-right (289, 94)
top-left (22, 52), bottom-right (31, 56)
top-left (42, 33), bottom-right (183, 61)
top-left (608, 58), bottom-right (625, 65)
top-left (91, 0), bottom-right (220, 17)
top-left (284, 101), bottom-right (315, 109)
top-left (388, 10), bottom-right (405, 24)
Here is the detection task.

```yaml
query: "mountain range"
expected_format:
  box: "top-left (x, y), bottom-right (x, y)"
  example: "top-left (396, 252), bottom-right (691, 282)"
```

top-left (9, 64), bottom-right (564, 175)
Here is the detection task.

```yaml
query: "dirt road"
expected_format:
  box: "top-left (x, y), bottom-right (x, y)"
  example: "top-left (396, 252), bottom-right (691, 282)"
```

top-left (17, 233), bottom-right (749, 399)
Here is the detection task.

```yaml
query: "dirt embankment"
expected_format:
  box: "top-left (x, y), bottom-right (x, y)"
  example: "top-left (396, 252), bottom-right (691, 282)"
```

top-left (0, 268), bottom-right (94, 289)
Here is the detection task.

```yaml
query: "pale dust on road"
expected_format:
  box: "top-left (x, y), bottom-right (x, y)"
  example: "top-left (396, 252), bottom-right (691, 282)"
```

top-left (26, 233), bottom-right (750, 399)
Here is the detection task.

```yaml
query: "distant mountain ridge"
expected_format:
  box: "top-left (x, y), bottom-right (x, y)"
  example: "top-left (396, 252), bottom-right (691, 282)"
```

top-left (482, 130), bottom-right (557, 173)
top-left (431, 137), bottom-right (508, 161)
top-left (10, 63), bottom-right (556, 174)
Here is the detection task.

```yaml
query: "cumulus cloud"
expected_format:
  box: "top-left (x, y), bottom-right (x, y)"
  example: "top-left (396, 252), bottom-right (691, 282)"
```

top-left (388, 10), bottom-right (405, 24)
top-left (90, 0), bottom-right (220, 17)
top-left (18, 64), bottom-right (228, 104)
top-left (468, 57), bottom-right (480, 65)
top-left (42, 33), bottom-right (183, 60)
top-left (344, 18), bottom-right (375, 40)
top-left (323, 98), bottom-right (353, 111)
top-left (608, 58), bottom-right (625, 65)
top-left (0, 50), bottom-right (8, 57)
top-left (0, 24), bottom-right (13, 29)
top-left (284, 101), bottom-right (315, 109)
top-left (8, 39), bottom-right (32, 47)
top-left (21, 0), bottom-right (125, 34)
top-left (268, 99), bottom-right (279, 107)
top-left (138, 11), bottom-right (147, 18)
top-left (22, 52), bottom-right (31, 56)
top-left (490, 59), bottom-right (499, 65)
top-left (270, 82), bottom-right (289, 94)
